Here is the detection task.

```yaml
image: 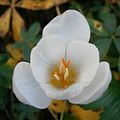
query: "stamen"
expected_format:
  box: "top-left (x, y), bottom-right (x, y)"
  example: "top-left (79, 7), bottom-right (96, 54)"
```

top-left (62, 58), bottom-right (67, 68)
top-left (67, 60), bottom-right (70, 67)
top-left (50, 58), bottom-right (75, 89)
top-left (59, 62), bottom-right (65, 74)
top-left (64, 68), bottom-right (69, 80)
top-left (62, 58), bottom-right (70, 68)
top-left (54, 73), bottom-right (60, 80)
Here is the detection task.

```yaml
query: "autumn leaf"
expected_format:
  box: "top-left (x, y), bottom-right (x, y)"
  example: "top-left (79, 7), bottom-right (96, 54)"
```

top-left (0, 8), bottom-right (11, 37)
top-left (6, 44), bottom-right (23, 67)
top-left (49, 100), bottom-right (100, 120)
top-left (49, 100), bottom-right (69, 113)
top-left (70, 105), bottom-right (100, 120)
top-left (0, 0), bottom-right (70, 40)
top-left (6, 44), bottom-right (23, 61)
top-left (0, 0), bottom-right (10, 5)
top-left (16, 0), bottom-right (70, 10)
top-left (6, 58), bottom-right (18, 67)
top-left (12, 9), bottom-right (25, 41)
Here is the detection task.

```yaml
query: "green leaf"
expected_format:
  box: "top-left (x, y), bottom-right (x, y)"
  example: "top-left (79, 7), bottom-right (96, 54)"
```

top-left (118, 58), bottom-right (120, 74)
top-left (23, 43), bottom-right (31, 61)
top-left (115, 26), bottom-right (120, 36)
top-left (14, 22), bottom-right (41, 62)
top-left (87, 19), bottom-right (109, 36)
top-left (13, 41), bottom-right (24, 48)
top-left (81, 79), bottom-right (120, 120)
top-left (63, 113), bottom-right (78, 120)
top-left (0, 65), bottom-right (13, 88)
top-left (0, 87), bottom-right (9, 109)
top-left (14, 103), bottom-right (39, 120)
top-left (70, 1), bottom-right (83, 13)
top-left (94, 37), bottom-right (112, 59)
top-left (0, 54), bottom-right (9, 65)
top-left (105, 56), bottom-right (118, 68)
top-left (108, 41), bottom-right (119, 58)
top-left (21, 28), bottom-right (28, 41)
top-left (31, 35), bottom-right (41, 45)
top-left (114, 38), bottom-right (120, 54)
top-left (28, 22), bottom-right (41, 37)
top-left (99, 10), bottom-right (117, 34)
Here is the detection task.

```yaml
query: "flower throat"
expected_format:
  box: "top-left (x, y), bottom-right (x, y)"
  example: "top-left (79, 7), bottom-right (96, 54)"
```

top-left (49, 58), bottom-right (77, 89)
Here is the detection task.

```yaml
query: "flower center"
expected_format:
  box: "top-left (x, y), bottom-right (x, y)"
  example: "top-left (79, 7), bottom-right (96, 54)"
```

top-left (49, 58), bottom-right (77, 89)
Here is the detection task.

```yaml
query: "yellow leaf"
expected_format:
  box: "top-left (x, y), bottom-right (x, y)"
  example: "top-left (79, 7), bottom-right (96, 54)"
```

top-left (48, 100), bottom-right (69, 113)
top-left (0, 0), bottom-right (10, 5)
top-left (12, 8), bottom-right (25, 41)
top-left (16, 0), bottom-right (70, 10)
top-left (113, 71), bottom-right (120, 81)
top-left (70, 105), bottom-right (100, 120)
top-left (6, 58), bottom-right (18, 67)
top-left (6, 44), bottom-right (23, 61)
top-left (0, 8), bottom-right (11, 38)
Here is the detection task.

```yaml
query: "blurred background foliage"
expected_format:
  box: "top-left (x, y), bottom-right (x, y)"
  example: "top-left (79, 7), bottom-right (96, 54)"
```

top-left (0, 0), bottom-right (120, 120)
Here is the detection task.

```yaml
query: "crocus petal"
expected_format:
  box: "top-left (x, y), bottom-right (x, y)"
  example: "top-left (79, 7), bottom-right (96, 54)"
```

top-left (69, 62), bottom-right (112, 104)
top-left (43, 10), bottom-right (90, 44)
top-left (40, 82), bottom-right (83, 100)
top-left (30, 35), bottom-right (65, 84)
top-left (67, 41), bottom-right (99, 89)
top-left (13, 79), bottom-right (28, 105)
top-left (13, 62), bottom-right (52, 109)
top-left (38, 41), bottom-right (99, 100)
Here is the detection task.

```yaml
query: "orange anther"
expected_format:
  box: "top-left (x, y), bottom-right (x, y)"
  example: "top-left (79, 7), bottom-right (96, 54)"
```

top-left (62, 58), bottom-right (67, 68)
top-left (67, 60), bottom-right (70, 67)
top-left (61, 58), bottom-right (70, 68)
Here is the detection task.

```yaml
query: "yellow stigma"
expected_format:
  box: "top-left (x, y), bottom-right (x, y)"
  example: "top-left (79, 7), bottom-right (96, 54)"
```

top-left (49, 58), bottom-right (77, 89)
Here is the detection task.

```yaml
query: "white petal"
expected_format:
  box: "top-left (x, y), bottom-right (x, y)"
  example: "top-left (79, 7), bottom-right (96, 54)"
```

top-left (13, 62), bottom-right (52, 109)
top-left (13, 79), bottom-right (28, 105)
top-left (43, 10), bottom-right (90, 44)
top-left (30, 35), bottom-right (65, 84)
top-left (67, 41), bottom-right (99, 88)
top-left (39, 40), bottom-right (100, 100)
top-left (69, 62), bottom-right (112, 104)
top-left (40, 82), bottom-right (84, 100)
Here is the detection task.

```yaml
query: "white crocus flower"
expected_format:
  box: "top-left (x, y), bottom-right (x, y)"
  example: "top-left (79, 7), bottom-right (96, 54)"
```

top-left (13, 10), bottom-right (112, 109)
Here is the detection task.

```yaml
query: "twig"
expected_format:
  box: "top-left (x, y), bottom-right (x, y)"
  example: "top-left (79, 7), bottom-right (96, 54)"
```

top-left (55, 6), bottom-right (61, 15)
top-left (60, 100), bottom-right (67, 120)
top-left (4, 108), bottom-right (11, 120)
top-left (53, 0), bottom-right (61, 15)
top-left (48, 108), bottom-right (58, 120)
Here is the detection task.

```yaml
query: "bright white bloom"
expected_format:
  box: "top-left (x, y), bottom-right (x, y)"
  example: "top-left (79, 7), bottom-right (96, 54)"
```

top-left (13, 10), bottom-right (112, 109)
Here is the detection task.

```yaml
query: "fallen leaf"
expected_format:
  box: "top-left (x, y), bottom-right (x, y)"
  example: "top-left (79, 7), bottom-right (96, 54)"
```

top-left (0, 8), bottom-right (11, 38)
top-left (6, 44), bottom-right (23, 61)
top-left (12, 8), bottom-right (25, 41)
top-left (48, 100), bottom-right (69, 113)
top-left (16, 0), bottom-right (70, 10)
top-left (0, 0), bottom-right (10, 5)
top-left (70, 105), bottom-right (100, 120)
top-left (113, 71), bottom-right (120, 81)
top-left (6, 58), bottom-right (18, 67)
